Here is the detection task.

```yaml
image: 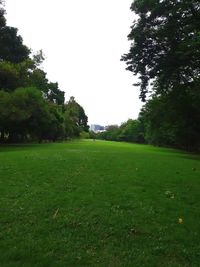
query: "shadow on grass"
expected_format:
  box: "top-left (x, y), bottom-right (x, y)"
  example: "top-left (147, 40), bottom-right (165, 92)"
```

top-left (0, 143), bottom-right (52, 153)
top-left (144, 144), bottom-right (200, 160)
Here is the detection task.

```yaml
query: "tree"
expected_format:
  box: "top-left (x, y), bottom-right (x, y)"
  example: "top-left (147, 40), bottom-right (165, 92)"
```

top-left (47, 82), bottom-right (65, 105)
top-left (0, 2), bottom-right (29, 63)
top-left (0, 26), bottom-right (30, 63)
top-left (138, 88), bottom-right (200, 150)
top-left (0, 90), bottom-right (10, 141)
top-left (0, 8), bottom-right (65, 103)
top-left (100, 125), bottom-right (120, 141)
top-left (121, 0), bottom-right (200, 151)
top-left (96, 121), bottom-right (145, 143)
top-left (35, 103), bottom-right (65, 142)
top-left (0, 2), bottom-right (89, 143)
top-left (27, 51), bottom-right (65, 104)
top-left (0, 0), bottom-right (6, 27)
top-left (122, 0), bottom-right (200, 101)
top-left (0, 87), bottom-right (50, 142)
top-left (138, 95), bottom-right (178, 146)
top-left (119, 119), bottom-right (145, 143)
top-left (64, 97), bottom-right (89, 137)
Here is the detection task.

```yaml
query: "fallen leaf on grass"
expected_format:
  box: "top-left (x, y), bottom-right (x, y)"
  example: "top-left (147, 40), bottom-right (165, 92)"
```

top-left (165, 190), bottom-right (175, 199)
top-left (53, 208), bottom-right (59, 219)
top-left (178, 218), bottom-right (183, 224)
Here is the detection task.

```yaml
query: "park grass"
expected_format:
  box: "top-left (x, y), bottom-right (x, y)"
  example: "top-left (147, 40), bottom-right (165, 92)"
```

top-left (0, 140), bottom-right (200, 267)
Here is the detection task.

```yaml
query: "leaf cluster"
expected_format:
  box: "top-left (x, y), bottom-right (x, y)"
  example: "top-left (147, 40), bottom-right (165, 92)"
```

top-left (122, 0), bottom-right (200, 100)
top-left (0, 6), bottom-right (89, 143)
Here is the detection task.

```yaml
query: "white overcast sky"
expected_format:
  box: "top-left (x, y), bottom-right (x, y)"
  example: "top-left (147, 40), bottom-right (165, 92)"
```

top-left (5, 0), bottom-right (142, 126)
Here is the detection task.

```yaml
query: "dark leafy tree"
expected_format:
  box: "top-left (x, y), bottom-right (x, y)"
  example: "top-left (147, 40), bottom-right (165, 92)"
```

top-left (0, 89), bottom-right (10, 141)
top-left (0, 61), bottom-right (20, 90)
top-left (29, 69), bottom-right (48, 92)
top-left (0, 1), bottom-right (29, 63)
top-left (139, 87), bottom-right (200, 151)
top-left (122, 0), bottom-right (200, 101)
top-left (47, 82), bottom-right (65, 105)
top-left (99, 125), bottom-right (120, 141)
top-left (34, 103), bottom-right (65, 142)
top-left (64, 97), bottom-right (89, 137)
top-left (0, 87), bottom-right (47, 142)
top-left (28, 69), bottom-right (65, 105)
top-left (96, 122), bottom-right (145, 143)
top-left (0, 26), bottom-right (30, 63)
top-left (0, 0), bottom-right (6, 27)
top-left (119, 119), bottom-right (145, 143)
top-left (0, 3), bottom-right (88, 143)
top-left (121, 0), bottom-right (200, 151)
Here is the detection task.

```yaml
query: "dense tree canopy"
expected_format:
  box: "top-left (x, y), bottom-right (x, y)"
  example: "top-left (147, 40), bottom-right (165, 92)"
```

top-left (95, 120), bottom-right (145, 144)
top-left (64, 97), bottom-right (89, 137)
top-left (0, 0), bottom-right (6, 27)
top-left (0, 3), bottom-right (88, 143)
top-left (122, 0), bottom-right (200, 101)
top-left (138, 89), bottom-right (200, 151)
top-left (0, 26), bottom-right (30, 63)
top-left (120, 0), bottom-right (200, 151)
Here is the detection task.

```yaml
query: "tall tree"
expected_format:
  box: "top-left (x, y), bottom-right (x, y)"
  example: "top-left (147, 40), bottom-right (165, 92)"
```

top-left (122, 0), bottom-right (200, 101)
top-left (46, 82), bottom-right (65, 105)
top-left (0, 2), bottom-right (89, 143)
top-left (0, 1), bottom-right (30, 64)
top-left (0, 27), bottom-right (30, 63)
top-left (0, 0), bottom-right (6, 27)
top-left (139, 89), bottom-right (200, 150)
top-left (64, 97), bottom-right (89, 137)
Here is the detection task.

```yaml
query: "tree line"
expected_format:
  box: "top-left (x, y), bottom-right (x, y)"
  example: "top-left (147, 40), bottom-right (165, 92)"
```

top-left (96, 0), bottom-right (200, 151)
top-left (0, 1), bottom-right (89, 143)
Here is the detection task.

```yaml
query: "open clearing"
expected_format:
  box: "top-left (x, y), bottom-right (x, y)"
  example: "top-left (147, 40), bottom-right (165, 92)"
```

top-left (0, 140), bottom-right (200, 267)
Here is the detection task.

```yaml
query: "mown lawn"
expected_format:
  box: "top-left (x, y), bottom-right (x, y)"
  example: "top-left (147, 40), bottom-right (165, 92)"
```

top-left (0, 140), bottom-right (200, 267)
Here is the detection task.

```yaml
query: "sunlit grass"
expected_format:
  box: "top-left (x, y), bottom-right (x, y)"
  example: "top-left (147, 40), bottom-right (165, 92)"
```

top-left (0, 140), bottom-right (200, 266)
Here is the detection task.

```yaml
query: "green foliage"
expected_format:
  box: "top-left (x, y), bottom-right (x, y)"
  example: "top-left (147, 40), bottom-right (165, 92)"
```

top-left (0, 140), bottom-right (200, 266)
top-left (28, 68), bottom-right (48, 92)
top-left (119, 119), bottom-right (145, 143)
top-left (0, 26), bottom-right (30, 63)
top-left (47, 82), bottom-right (65, 105)
top-left (38, 103), bottom-right (65, 142)
top-left (0, 1), bottom-right (6, 27)
top-left (79, 131), bottom-right (90, 139)
top-left (122, 0), bottom-right (200, 100)
top-left (0, 4), bottom-right (88, 143)
top-left (64, 97), bottom-right (89, 137)
top-left (0, 61), bottom-right (19, 90)
top-left (122, 0), bottom-right (200, 151)
top-left (0, 88), bottom-right (88, 142)
top-left (97, 121), bottom-right (145, 143)
top-left (97, 125), bottom-right (120, 141)
top-left (0, 87), bottom-right (49, 142)
top-left (29, 69), bottom-right (65, 105)
top-left (0, 60), bottom-right (33, 90)
top-left (139, 88), bottom-right (200, 151)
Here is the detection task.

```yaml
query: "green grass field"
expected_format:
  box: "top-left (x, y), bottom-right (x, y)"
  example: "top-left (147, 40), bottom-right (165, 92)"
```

top-left (0, 140), bottom-right (200, 267)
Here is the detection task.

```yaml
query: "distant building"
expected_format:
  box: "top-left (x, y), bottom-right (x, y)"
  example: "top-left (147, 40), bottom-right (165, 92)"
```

top-left (90, 124), bottom-right (105, 133)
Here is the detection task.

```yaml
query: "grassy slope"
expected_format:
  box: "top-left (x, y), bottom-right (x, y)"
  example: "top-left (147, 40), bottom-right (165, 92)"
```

top-left (0, 140), bottom-right (200, 267)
